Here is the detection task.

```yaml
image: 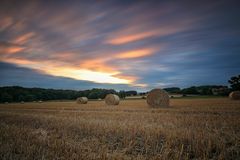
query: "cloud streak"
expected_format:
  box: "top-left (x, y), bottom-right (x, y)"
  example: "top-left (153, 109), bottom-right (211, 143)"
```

top-left (0, 0), bottom-right (240, 90)
top-left (0, 42), bottom-right (24, 54)
top-left (116, 48), bottom-right (155, 59)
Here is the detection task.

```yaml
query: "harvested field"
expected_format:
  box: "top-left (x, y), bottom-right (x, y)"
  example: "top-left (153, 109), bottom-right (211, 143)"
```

top-left (0, 98), bottom-right (239, 160)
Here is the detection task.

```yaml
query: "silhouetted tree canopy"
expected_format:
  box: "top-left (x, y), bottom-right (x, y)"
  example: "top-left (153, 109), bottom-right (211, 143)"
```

top-left (0, 86), bottom-right (134, 103)
top-left (163, 87), bottom-right (181, 93)
top-left (228, 75), bottom-right (240, 91)
top-left (0, 83), bottom-right (231, 103)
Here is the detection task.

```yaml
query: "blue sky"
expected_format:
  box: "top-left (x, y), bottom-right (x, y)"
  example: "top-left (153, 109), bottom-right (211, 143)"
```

top-left (0, 0), bottom-right (240, 91)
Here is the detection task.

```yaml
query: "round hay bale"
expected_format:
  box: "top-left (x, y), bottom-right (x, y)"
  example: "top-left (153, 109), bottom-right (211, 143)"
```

top-left (76, 97), bottom-right (88, 104)
top-left (229, 91), bottom-right (240, 100)
top-left (105, 94), bottom-right (120, 105)
top-left (146, 88), bottom-right (169, 108)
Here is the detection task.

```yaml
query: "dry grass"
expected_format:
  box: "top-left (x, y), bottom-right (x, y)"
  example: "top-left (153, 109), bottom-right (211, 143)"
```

top-left (0, 98), bottom-right (239, 160)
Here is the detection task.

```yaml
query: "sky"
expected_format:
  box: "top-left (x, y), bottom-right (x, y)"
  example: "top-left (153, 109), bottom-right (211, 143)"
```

top-left (0, 0), bottom-right (240, 91)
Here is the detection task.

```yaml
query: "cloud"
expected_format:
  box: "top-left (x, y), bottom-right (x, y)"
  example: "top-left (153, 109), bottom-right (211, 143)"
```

top-left (131, 83), bottom-right (148, 88)
top-left (0, 42), bottom-right (24, 54)
top-left (45, 67), bottom-right (133, 84)
top-left (106, 25), bottom-right (191, 45)
top-left (0, 16), bottom-right (13, 31)
top-left (0, 56), bottom-right (135, 84)
top-left (78, 58), bottom-right (114, 73)
top-left (12, 32), bottom-right (35, 44)
top-left (0, 0), bottom-right (239, 90)
top-left (106, 31), bottom-right (158, 45)
top-left (0, 62), bottom-right (138, 90)
top-left (116, 48), bottom-right (155, 59)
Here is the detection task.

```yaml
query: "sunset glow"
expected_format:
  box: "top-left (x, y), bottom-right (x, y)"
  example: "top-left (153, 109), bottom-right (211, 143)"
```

top-left (116, 49), bottom-right (155, 59)
top-left (46, 68), bottom-right (132, 84)
top-left (0, 44), bottom-right (24, 54)
top-left (0, 57), bottom-right (134, 84)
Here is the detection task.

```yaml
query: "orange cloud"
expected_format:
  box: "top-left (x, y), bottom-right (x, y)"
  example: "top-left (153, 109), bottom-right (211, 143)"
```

top-left (50, 52), bottom-right (76, 61)
top-left (8, 47), bottom-right (24, 54)
top-left (114, 74), bottom-right (137, 83)
top-left (0, 44), bottom-right (24, 54)
top-left (46, 67), bottom-right (133, 84)
top-left (132, 83), bottom-right (148, 88)
top-left (107, 30), bottom-right (158, 45)
top-left (0, 57), bottom-right (34, 66)
top-left (0, 56), bottom-right (136, 84)
top-left (106, 22), bottom-right (191, 45)
top-left (79, 58), bottom-right (115, 72)
top-left (116, 48), bottom-right (155, 59)
top-left (12, 32), bottom-right (35, 44)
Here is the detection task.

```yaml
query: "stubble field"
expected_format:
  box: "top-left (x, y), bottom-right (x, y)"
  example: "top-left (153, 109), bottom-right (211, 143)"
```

top-left (0, 98), bottom-right (239, 160)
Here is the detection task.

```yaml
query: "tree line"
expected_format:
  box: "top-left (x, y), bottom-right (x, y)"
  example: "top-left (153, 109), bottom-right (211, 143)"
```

top-left (163, 85), bottom-right (229, 95)
top-left (1, 75), bottom-right (239, 103)
top-left (162, 75), bottom-right (240, 95)
top-left (0, 86), bottom-right (137, 103)
top-left (0, 85), bottom-right (229, 103)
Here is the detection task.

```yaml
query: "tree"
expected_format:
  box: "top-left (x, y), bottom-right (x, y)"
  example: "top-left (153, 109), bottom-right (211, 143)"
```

top-left (25, 94), bottom-right (36, 102)
top-left (181, 86), bottom-right (199, 94)
top-left (18, 95), bottom-right (25, 101)
top-left (125, 91), bottom-right (137, 96)
top-left (88, 92), bottom-right (99, 99)
top-left (1, 93), bottom-right (13, 102)
top-left (228, 75), bottom-right (240, 91)
top-left (163, 87), bottom-right (181, 93)
top-left (118, 90), bottom-right (126, 99)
